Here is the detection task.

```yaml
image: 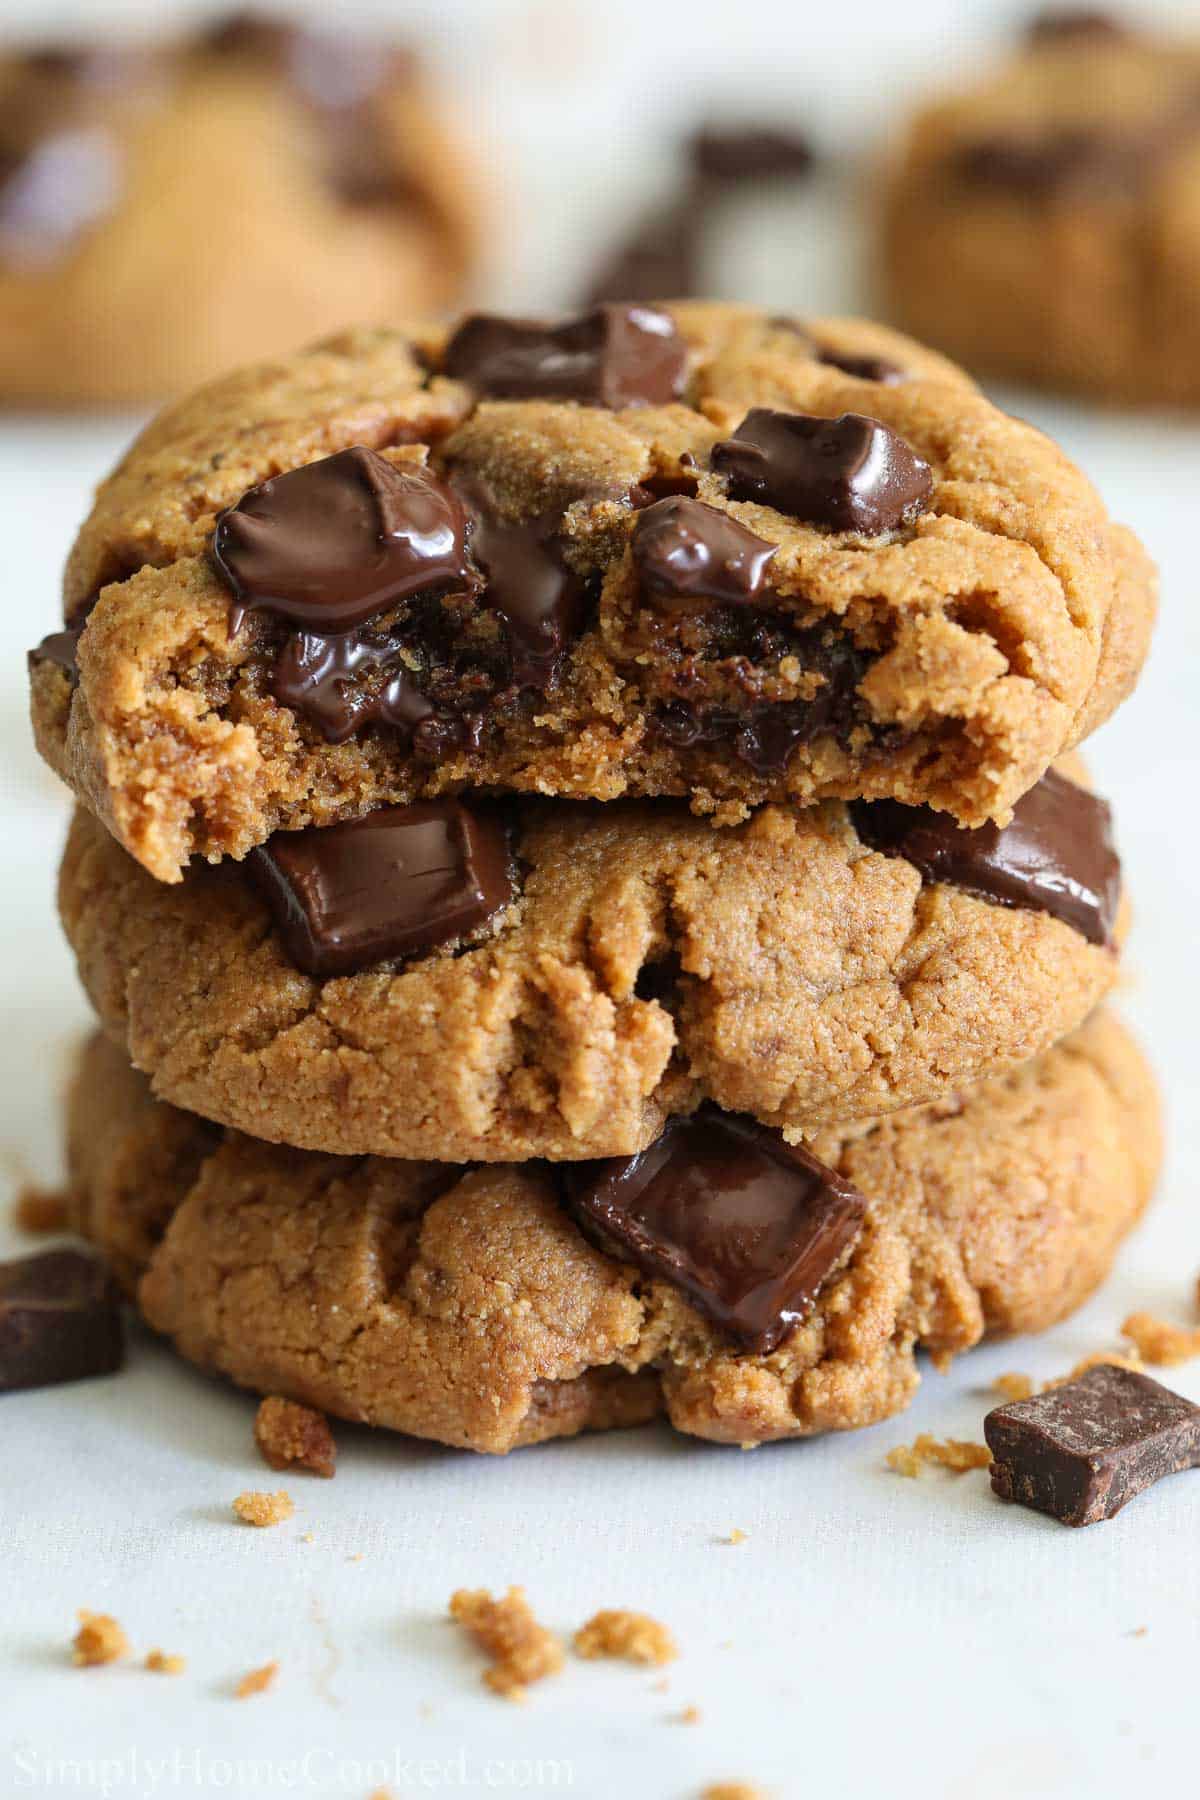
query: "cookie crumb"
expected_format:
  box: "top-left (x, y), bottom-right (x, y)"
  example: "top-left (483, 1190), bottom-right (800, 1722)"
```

top-left (14, 1186), bottom-right (69, 1233)
top-left (701, 1784), bottom-right (765, 1800)
top-left (574, 1609), bottom-right (678, 1667)
top-left (232, 1489), bottom-right (294, 1528)
top-left (886, 1434), bottom-right (991, 1478)
top-left (448, 1587), bottom-right (564, 1701)
top-left (235, 1660), bottom-right (278, 1699)
top-left (254, 1396), bottom-right (336, 1478)
top-left (72, 1611), bottom-right (129, 1667)
top-left (1126, 1626), bottom-right (1148, 1639)
top-left (300, 1532), bottom-right (314, 1545)
top-left (677, 1704), bottom-right (702, 1724)
top-left (1121, 1312), bottom-right (1200, 1368)
top-left (723, 1528), bottom-right (748, 1545)
top-left (993, 1372), bottom-right (1034, 1403)
top-left (144, 1648), bottom-right (186, 1675)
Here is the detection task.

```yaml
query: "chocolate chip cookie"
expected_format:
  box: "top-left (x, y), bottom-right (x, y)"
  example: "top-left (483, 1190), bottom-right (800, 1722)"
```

top-left (880, 12), bottom-right (1200, 403)
top-left (66, 1013), bottom-right (1161, 1452)
top-left (0, 17), bottom-right (479, 406)
top-left (58, 762), bottom-right (1124, 1161)
top-left (29, 302), bottom-right (1154, 881)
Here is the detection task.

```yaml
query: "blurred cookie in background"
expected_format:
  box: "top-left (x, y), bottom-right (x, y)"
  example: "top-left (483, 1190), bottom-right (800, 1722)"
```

top-left (0, 12), bottom-right (482, 407)
top-left (880, 10), bottom-right (1200, 406)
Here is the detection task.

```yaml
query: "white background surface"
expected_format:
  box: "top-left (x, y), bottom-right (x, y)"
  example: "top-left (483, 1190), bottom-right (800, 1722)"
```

top-left (2, 1), bottom-right (1199, 1795)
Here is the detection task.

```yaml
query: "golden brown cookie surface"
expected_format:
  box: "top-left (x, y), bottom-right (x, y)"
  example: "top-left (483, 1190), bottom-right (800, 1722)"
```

top-left (29, 303), bottom-right (1154, 880)
top-left (67, 1016), bottom-right (1161, 1453)
top-left (59, 769), bottom-right (1124, 1161)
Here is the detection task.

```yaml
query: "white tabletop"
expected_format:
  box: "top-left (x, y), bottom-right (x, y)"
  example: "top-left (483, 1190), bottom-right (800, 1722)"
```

top-left (2, 1), bottom-right (1199, 1794)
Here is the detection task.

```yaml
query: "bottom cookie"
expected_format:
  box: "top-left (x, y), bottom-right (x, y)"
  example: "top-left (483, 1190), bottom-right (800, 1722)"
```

top-left (66, 1016), bottom-right (1159, 1454)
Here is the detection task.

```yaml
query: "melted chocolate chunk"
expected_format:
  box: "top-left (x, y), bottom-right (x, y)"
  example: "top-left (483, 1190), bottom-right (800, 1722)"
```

top-left (656, 625), bottom-right (868, 773)
top-left (849, 768), bottom-right (1120, 947)
top-left (271, 629), bottom-right (434, 744)
top-left (712, 410), bottom-right (933, 535)
top-left (633, 497), bottom-right (777, 608)
top-left (443, 305), bottom-right (687, 408)
top-left (816, 346), bottom-right (905, 385)
top-left (454, 476), bottom-right (586, 688)
top-left (985, 1364), bottom-right (1200, 1527)
top-left (248, 799), bottom-right (514, 978)
top-left (212, 447), bottom-right (471, 636)
top-left (689, 124), bottom-right (815, 184)
top-left (564, 1108), bottom-right (866, 1353)
top-left (0, 1250), bottom-right (124, 1393)
top-left (1026, 9), bottom-right (1127, 44)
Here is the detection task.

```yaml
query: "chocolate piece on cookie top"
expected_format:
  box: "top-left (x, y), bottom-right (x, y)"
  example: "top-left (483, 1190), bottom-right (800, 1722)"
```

top-left (248, 799), bottom-right (514, 978)
top-left (985, 1364), bottom-right (1200, 1526)
top-left (632, 497), bottom-right (777, 608)
top-left (443, 304), bottom-right (687, 408)
top-left (452, 474), bottom-right (587, 690)
top-left (565, 1109), bottom-right (866, 1352)
top-left (212, 446), bottom-right (471, 635)
top-left (711, 410), bottom-right (933, 534)
top-left (850, 767), bottom-right (1121, 947)
top-left (0, 1249), bottom-right (124, 1393)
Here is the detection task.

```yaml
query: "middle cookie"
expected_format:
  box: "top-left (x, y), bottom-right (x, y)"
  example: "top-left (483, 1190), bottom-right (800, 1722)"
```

top-left (60, 765), bottom-right (1124, 1162)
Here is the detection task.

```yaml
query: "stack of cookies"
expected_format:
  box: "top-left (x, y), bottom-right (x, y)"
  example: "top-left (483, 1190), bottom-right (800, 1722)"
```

top-left (28, 301), bottom-right (1161, 1453)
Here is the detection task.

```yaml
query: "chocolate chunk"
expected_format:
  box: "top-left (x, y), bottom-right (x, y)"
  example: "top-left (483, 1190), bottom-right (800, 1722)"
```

top-left (632, 497), bottom-right (777, 608)
top-left (443, 305), bottom-right (687, 408)
top-left (816, 347), bottom-right (905, 385)
top-left (1027, 10), bottom-right (1127, 44)
top-left (984, 1364), bottom-right (1200, 1527)
top-left (201, 11), bottom-right (299, 58)
top-left (212, 447), bottom-right (471, 636)
top-left (455, 476), bottom-right (587, 688)
top-left (767, 321), bottom-right (905, 384)
top-left (711, 410), bottom-right (933, 535)
top-left (689, 124), bottom-right (815, 184)
top-left (28, 622), bottom-right (86, 682)
top-left (0, 1250), bottom-right (124, 1394)
top-left (270, 629), bottom-right (434, 744)
top-left (585, 205), bottom-right (700, 306)
top-left (955, 129), bottom-right (1148, 197)
top-left (849, 768), bottom-right (1120, 947)
top-left (564, 1108), bottom-right (866, 1353)
top-left (248, 799), bottom-right (514, 978)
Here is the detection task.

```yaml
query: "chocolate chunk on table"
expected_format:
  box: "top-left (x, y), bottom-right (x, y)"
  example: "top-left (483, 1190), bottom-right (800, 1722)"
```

top-left (249, 798), bottom-right (514, 978)
top-left (565, 1108), bottom-right (866, 1353)
top-left (711, 409), bottom-right (932, 535)
top-left (0, 1249), bottom-right (124, 1394)
top-left (850, 768), bottom-right (1121, 947)
top-left (688, 124), bottom-right (815, 184)
top-left (984, 1363), bottom-right (1200, 1527)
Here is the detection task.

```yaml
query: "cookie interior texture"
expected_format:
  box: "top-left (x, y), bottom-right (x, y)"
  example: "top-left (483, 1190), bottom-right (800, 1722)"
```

top-left (29, 302), bottom-right (1155, 882)
top-left (880, 22), bottom-right (1200, 403)
top-left (0, 23), bottom-right (479, 405)
top-left (66, 1016), bottom-right (1160, 1452)
top-left (58, 769), bottom-right (1124, 1161)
